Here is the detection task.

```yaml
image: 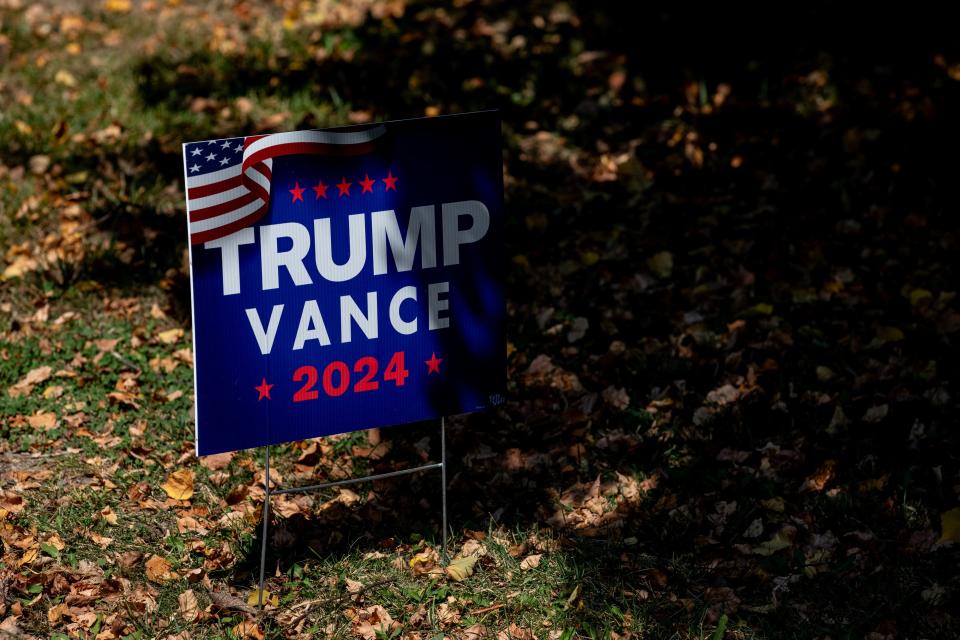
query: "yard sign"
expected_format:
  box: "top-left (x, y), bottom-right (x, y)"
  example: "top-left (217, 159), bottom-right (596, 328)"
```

top-left (182, 112), bottom-right (505, 455)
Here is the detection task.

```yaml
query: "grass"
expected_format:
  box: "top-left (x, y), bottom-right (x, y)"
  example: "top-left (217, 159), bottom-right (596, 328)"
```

top-left (0, 283), bottom-right (725, 637)
top-left (6, 2), bottom-right (956, 639)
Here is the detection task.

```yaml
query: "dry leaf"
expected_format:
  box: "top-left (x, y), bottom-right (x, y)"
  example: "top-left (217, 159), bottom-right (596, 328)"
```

top-left (42, 385), bottom-right (65, 399)
top-left (497, 624), bottom-right (535, 640)
top-left (161, 469), bottom-right (194, 501)
top-left (103, 0), bottom-right (131, 12)
top-left (938, 507), bottom-right (960, 544)
top-left (100, 506), bottom-right (119, 525)
top-left (54, 69), bottom-right (77, 87)
top-left (800, 459), bottom-right (837, 492)
top-left (750, 525), bottom-right (797, 556)
top-left (409, 548), bottom-right (440, 575)
top-left (157, 328), bottom-right (184, 345)
top-left (647, 251), bottom-right (673, 278)
top-left (519, 554), bottom-right (542, 571)
top-left (145, 554), bottom-right (177, 582)
top-left (88, 531), bottom-right (113, 548)
top-left (199, 451), bottom-right (233, 470)
top-left (232, 621), bottom-right (264, 640)
top-left (8, 365), bottom-right (52, 398)
top-left (246, 589), bottom-right (278, 607)
top-left (445, 555), bottom-right (478, 581)
top-left (0, 490), bottom-right (26, 514)
top-left (178, 589), bottom-right (199, 622)
top-left (27, 412), bottom-right (57, 430)
top-left (351, 605), bottom-right (395, 640)
top-left (462, 624), bottom-right (488, 640)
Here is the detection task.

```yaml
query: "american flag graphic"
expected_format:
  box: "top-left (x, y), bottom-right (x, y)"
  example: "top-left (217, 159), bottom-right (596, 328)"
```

top-left (182, 126), bottom-right (387, 244)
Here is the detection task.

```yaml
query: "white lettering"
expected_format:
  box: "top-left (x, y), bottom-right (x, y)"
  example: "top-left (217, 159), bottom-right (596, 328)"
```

top-left (245, 304), bottom-right (284, 355)
top-left (442, 200), bottom-right (490, 266)
top-left (315, 214), bottom-right (367, 282)
top-left (428, 281), bottom-right (450, 330)
top-left (389, 286), bottom-right (418, 335)
top-left (293, 300), bottom-right (331, 350)
top-left (260, 223), bottom-right (312, 290)
top-left (205, 227), bottom-right (255, 296)
top-left (371, 206), bottom-right (437, 275)
top-left (340, 292), bottom-right (378, 343)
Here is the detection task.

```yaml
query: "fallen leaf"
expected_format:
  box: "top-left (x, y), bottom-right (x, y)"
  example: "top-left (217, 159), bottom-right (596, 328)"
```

top-left (409, 548), bottom-right (440, 575)
top-left (647, 251), bottom-right (673, 278)
top-left (199, 451), bottom-right (233, 470)
top-left (145, 554), bottom-right (177, 582)
top-left (750, 525), bottom-right (797, 556)
top-left (27, 412), bottom-right (57, 430)
top-left (938, 507), bottom-right (960, 544)
top-left (445, 555), bottom-right (478, 581)
top-left (800, 459), bottom-right (837, 492)
top-left (157, 328), bottom-right (184, 345)
top-left (601, 385), bottom-right (630, 410)
top-left (88, 531), bottom-right (113, 548)
top-left (232, 621), bottom-right (264, 640)
top-left (178, 589), bottom-right (199, 622)
top-left (909, 289), bottom-right (933, 306)
top-left (497, 623), bottom-right (535, 640)
top-left (876, 326), bottom-right (904, 343)
top-left (8, 366), bottom-right (52, 398)
top-left (161, 469), bottom-right (194, 501)
top-left (100, 506), bottom-right (119, 525)
top-left (863, 404), bottom-right (889, 423)
top-left (54, 69), bottom-right (77, 87)
top-left (0, 490), bottom-right (26, 514)
top-left (461, 624), bottom-right (488, 640)
top-left (103, 0), bottom-right (131, 12)
top-left (48, 602), bottom-right (71, 625)
top-left (351, 605), bottom-right (395, 640)
top-left (247, 589), bottom-right (278, 607)
top-left (519, 553), bottom-right (542, 571)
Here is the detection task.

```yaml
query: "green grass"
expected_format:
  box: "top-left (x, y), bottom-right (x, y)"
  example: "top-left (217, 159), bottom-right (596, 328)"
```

top-left (0, 288), bottom-right (724, 638)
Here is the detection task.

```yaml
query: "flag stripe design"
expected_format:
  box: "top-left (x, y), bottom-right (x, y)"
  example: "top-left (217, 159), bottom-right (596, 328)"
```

top-left (184, 126), bottom-right (386, 245)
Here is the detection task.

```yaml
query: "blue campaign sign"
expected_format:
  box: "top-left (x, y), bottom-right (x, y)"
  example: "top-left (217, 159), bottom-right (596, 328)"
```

top-left (182, 112), bottom-right (505, 455)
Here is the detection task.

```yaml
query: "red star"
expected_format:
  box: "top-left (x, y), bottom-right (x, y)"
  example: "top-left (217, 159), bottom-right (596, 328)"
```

top-left (289, 182), bottom-right (305, 203)
top-left (336, 177), bottom-right (352, 196)
top-left (255, 377), bottom-right (273, 400)
top-left (382, 170), bottom-right (398, 192)
top-left (359, 173), bottom-right (375, 193)
top-left (425, 352), bottom-right (442, 374)
top-left (312, 179), bottom-right (328, 199)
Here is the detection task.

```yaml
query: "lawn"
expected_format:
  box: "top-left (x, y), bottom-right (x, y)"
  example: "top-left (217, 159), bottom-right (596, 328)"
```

top-left (2, 1), bottom-right (959, 639)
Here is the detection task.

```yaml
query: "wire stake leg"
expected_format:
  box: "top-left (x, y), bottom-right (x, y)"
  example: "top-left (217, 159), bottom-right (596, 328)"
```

top-left (441, 416), bottom-right (448, 562)
top-left (258, 446), bottom-right (270, 610)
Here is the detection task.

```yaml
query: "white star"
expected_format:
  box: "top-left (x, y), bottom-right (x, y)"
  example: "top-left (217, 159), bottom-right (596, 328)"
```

top-left (190, 147), bottom-right (201, 156)
top-left (234, 145), bottom-right (242, 152)
top-left (205, 153), bottom-right (217, 162)
top-left (221, 140), bottom-right (232, 149)
top-left (219, 157), bottom-right (230, 165)
top-left (207, 140), bottom-right (217, 145)
top-left (189, 164), bottom-right (200, 172)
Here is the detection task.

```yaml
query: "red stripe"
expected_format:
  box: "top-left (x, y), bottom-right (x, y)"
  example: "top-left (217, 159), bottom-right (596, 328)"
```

top-left (242, 164), bottom-right (270, 204)
top-left (189, 190), bottom-right (260, 222)
top-left (190, 135), bottom-right (378, 242)
top-left (190, 205), bottom-right (268, 245)
top-left (188, 174), bottom-right (242, 199)
top-left (243, 140), bottom-right (376, 170)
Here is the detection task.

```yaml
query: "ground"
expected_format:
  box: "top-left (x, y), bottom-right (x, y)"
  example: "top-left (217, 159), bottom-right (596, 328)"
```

top-left (1, 1), bottom-right (959, 639)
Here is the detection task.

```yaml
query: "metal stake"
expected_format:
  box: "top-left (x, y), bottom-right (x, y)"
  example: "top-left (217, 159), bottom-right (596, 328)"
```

top-left (258, 446), bottom-right (270, 609)
top-left (253, 419), bottom-right (450, 607)
top-left (441, 416), bottom-right (448, 562)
